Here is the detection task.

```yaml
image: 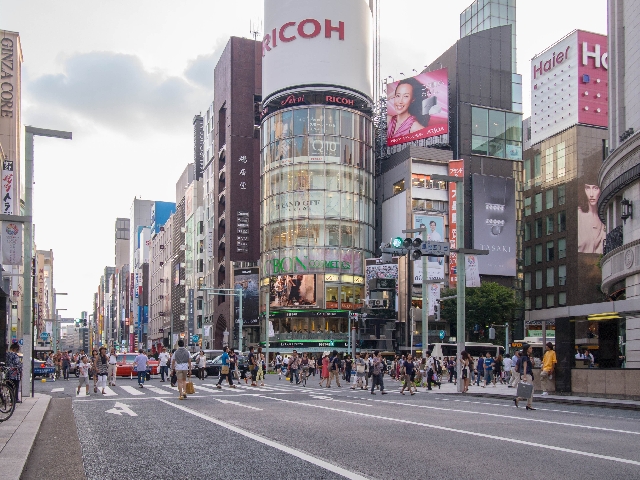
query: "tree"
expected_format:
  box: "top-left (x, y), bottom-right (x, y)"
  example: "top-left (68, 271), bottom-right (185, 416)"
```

top-left (439, 282), bottom-right (521, 344)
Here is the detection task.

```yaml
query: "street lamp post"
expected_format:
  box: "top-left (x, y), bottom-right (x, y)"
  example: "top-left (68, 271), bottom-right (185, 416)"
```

top-left (22, 127), bottom-right (72, 398)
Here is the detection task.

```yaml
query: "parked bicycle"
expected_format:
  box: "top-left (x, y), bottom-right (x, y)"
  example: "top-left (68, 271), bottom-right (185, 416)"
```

top-left (0, 364), bottom-right (16, 422)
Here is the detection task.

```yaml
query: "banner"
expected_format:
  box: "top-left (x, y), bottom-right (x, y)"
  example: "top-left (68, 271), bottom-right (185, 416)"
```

top-left (386, 68), bottom-right (449, 146)
top-left (465, 255), bottom-right (481, 287)
top-left (2, 222), bottom-right (22, 265)
top-left (2, 160), bottom-right (14, 215)
top-left (428, 283), bottom-right (440, 316)
top-left (413, 214), bottom-right (445, 282)
top-left (203, 325), bottom-right (211, 337)
top-left (448, 160), bottom-right (464, 286)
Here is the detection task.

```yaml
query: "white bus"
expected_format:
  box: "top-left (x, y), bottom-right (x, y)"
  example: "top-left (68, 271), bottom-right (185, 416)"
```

top-left (428, 342), bottom-right (505, 359)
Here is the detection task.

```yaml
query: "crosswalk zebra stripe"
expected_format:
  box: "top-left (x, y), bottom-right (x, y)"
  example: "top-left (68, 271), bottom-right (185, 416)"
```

top-left (120, 385), bottom-right (146, 396)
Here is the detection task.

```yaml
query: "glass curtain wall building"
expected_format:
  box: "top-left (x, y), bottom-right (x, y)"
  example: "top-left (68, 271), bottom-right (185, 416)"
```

top-left (260, 100), bottom-right (375, 337)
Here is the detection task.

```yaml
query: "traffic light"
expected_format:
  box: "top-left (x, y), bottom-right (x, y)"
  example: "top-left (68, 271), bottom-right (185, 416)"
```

top-left (433, 302), bottom-right (440, 321)
top-left (391, 237), bottom-right (403, 248)
top-left (403, 238), bottom-right (413, 248)
top-left (489, 327), bottom-right (496, 340)
top-left (83, 319), bottom-right (87, 327)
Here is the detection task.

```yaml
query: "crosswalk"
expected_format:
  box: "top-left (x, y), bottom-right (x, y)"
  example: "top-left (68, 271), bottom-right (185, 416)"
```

top-left (64, 382), bottom-right (298, 398)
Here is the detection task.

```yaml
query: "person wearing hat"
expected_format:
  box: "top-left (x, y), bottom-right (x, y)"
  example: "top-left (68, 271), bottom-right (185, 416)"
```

top-left (319, 351), bottom-right (330, 387)
top-left (540, 342), bottom-right (556, 396)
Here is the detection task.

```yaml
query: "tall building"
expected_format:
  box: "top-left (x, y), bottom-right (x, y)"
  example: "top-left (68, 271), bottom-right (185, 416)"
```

top-left (210, 36), bottom-right (262, 350)
top-left (149, 213), bottom-right (174, 350)
top-left (203, 101), bottom-right (216, 346)
top-left (115, 218), bottom-right (130, 270)
top-left (597, 0), bottom-right (640, 368)
top-left (114, 218), bottom-right (130, 350)
top-left (35, 250), bottom-right (54, 339)
top-left (193, 114), bottom-right (204, 181)
top-left (259, 0), bottom-right (375, 356)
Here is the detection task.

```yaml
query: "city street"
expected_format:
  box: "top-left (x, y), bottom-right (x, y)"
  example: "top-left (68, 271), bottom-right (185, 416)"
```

top-left (24, 374), bottom-right (640, 480)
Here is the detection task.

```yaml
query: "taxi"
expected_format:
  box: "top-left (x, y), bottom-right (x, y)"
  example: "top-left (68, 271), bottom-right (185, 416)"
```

top-left (114, 353), bottom-right (159, 377)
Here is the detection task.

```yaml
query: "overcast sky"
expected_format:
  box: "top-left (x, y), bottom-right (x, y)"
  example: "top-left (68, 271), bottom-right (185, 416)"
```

top-left (0, 0), bottom-right (606, 318)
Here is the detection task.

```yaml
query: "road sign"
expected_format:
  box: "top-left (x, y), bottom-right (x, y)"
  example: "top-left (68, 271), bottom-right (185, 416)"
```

top-left (191, 335), bottom-right (199, 343)
top-left (420, 241), bottom-right (449, 256)
top-left (40, 332), bottom-right (50, 340)
top-left (18, 339), bottom-right (23, 346)
top-left (439, 330), bottom-right (445, 339)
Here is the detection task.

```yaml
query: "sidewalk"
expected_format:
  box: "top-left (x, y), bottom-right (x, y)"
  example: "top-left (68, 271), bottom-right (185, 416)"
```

top-left (422, 379), bottom-right (640, 410)
top-left (0, 393), bottom-right (50, 480)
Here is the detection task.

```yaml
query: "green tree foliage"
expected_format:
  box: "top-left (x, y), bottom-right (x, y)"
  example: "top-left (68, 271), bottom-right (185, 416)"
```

top-left (439, 282), bottom-right (520, 344)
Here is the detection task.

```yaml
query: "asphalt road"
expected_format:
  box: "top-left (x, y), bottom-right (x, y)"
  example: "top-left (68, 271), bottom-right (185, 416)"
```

top-left (28, 374), bottom-right (640, 480)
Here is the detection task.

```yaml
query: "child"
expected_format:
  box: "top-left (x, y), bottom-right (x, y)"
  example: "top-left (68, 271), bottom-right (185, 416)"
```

top-left (77, 356), bottom-right (90, 396)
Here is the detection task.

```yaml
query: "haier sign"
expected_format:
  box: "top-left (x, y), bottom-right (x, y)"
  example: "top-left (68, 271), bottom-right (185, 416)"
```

top-left (530, 30), bottom-right (607, 145)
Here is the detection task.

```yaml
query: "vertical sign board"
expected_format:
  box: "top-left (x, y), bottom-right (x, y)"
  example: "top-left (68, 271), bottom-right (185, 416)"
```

top-left (2, 160), bottom-right (14, 215)
top-left (188, 288), bottom-right (194, 341)
top-left (448, 160), bottom-right (464, 286)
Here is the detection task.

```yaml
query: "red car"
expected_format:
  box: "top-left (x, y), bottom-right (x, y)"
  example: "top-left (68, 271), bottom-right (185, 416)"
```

top-left (114, 353), bottom-right (159, 378)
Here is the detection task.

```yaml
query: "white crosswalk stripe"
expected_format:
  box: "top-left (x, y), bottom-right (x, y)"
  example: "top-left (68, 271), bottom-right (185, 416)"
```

top-left (120, 385), bottom-right (146, 396)
top-left (143, 386), bottom-right (172, 395)
top-left (102, 386), bottom-right (118, 396)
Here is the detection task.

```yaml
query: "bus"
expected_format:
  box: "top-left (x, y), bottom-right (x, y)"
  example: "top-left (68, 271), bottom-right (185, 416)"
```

top-left (429, 342), bottom-right (505, 359)
top-left (510, 337), bottom-right (555, 359)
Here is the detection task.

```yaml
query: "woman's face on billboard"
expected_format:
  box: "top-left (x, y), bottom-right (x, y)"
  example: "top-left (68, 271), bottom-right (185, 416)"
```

top-left (393, 83), bottom-right (414, 115)
top-left (584, 184), bottom-right (600, 205)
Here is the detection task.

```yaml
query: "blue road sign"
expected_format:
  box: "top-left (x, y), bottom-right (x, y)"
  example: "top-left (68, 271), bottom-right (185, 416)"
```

top-left (439, 330), bottom-right (445, 339)
top-left (191, 335), bottom-right (199, 342)
top-left (18, 339), bottom-right (24, 346)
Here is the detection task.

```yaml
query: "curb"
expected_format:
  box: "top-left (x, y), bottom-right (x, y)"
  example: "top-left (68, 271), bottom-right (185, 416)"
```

top-left (454, 391), bottom-right (640, 411)
top-left (0, 393), bottom-right (51, 480)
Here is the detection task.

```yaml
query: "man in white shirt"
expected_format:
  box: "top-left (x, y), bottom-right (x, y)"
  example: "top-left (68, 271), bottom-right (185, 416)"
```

top-left (503, 355), bottom-right (512, 385)
top-left (508, 351), bottom-right (520, 388)
top-left (133, 349), bottom-right (149, 388)
top-left (108, 347), bottom-right (118, 386)
top-left (158, 347), bottom-right (170, 382)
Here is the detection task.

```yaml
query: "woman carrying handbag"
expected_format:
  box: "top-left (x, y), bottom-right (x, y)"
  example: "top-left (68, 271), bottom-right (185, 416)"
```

top-left (514, 344), bottom-right (536, 410)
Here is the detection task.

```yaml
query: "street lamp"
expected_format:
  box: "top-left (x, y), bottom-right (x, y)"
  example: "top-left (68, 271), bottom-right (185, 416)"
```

top-left (22, 127), bottom-right (72, 398)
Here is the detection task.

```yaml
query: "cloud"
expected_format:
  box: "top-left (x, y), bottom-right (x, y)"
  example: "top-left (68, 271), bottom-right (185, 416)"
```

top-left (25, 51), bottom-right (211, 135)
top-left (184, 38), bottom-right (227, 88)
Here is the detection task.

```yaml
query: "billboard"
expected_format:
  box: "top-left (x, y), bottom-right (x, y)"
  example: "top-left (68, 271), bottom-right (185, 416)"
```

top-left (262, 0), bottom-right (373, 101)
top-left (386, 68), bottom-right (449, 147)
top-left (531, 30), bottom-right (607, 145)
top-left (413, 214), bottom-right (445, 282)
top-left (234, 268), bottom-right (260, 326)
top-left (448, 160), bottom-right (464, 286)
top-left (269, 274), bottom-right (316, 308)
top-left (577, 181), bottom-right (606, 254)
top-left (472, 174), bottom-right (516, 276)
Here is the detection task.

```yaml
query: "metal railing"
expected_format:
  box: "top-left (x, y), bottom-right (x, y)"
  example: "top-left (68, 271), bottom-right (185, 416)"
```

top-left (603, 225), bottom-right (623, 256)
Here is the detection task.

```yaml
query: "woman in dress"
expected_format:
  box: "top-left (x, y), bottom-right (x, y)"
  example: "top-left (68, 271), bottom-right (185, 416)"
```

top-left (460, 350), bottom-right (471, 393)
top-left (387, 77), bottom-right (426, 143)
top-left (319, 352), bottom-right (330, 387)
top-left (577, 180), bottom-right (606, 254)
top-left (514, 344), bottom-right (536, 410)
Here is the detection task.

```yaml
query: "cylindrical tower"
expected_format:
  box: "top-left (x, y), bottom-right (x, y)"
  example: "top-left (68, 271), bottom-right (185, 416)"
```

top-left (260, 0), bottom-right (375, 348)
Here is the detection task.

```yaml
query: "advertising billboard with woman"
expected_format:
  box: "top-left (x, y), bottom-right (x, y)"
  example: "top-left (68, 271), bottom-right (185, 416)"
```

top-left (386, 68), bottom-right (449, 147)
top-left (578, 179), bottom-right (606, 254)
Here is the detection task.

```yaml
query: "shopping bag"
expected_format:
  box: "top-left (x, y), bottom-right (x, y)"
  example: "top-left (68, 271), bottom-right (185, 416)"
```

top-left (516, 381), bottom-right (533, 398)
top-left (186, 381), bottom-right (196, 394)
top-left (221, 365), bottom-right (230, 375)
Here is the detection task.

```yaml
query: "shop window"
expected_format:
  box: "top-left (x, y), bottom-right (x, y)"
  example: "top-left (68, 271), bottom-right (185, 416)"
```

top-left (326, 286), bottom-right (338, 304)
top-left (393, 180), bottom-right (405, 195)
top-left (326, 224), bottom-right (340, 246)
top-left (535, 244), bottom-right (542, 264)
top-left (558, 238), bottom-right (566, 259)
top-left (412, 173), bottom-right (429, 188)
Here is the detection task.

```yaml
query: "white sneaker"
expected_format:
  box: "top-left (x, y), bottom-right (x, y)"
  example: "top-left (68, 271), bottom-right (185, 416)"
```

top-left (541, 391), bottom-right (549, 396)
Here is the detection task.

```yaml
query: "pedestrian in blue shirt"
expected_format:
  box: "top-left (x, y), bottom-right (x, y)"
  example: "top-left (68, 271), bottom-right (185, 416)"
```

top-left (482, 352), bottom-right (495, 387)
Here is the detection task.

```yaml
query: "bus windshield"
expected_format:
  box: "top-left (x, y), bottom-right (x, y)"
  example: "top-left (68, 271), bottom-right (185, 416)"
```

top-left (429, 343), bottom-right (505, 359)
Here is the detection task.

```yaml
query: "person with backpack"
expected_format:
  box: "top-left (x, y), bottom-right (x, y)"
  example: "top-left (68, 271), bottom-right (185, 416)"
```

top-left (370, 351), bottom-right (388, 395)
top-left (328, 350), bottom-right (342, 387)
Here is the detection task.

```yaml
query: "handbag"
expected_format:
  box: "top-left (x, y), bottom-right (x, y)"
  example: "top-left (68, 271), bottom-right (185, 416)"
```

top-left (516, 381), bottom-right (533, 398)
top-left (221, 365), bottom-right (230, 375)
top-left (186, 381), bottom-right (196, 395)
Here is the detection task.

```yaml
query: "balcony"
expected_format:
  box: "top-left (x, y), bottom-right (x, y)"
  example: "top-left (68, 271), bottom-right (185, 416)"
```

top-left (603, 226), bottom-right (623, 256)
top-left (218, 190), bottom-right (226, 205)
top-left (218, 164), bottom-right (226, 181)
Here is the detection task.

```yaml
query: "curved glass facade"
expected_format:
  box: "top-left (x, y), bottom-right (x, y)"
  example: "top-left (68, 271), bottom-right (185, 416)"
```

top-left (260, 104), bottom-right (375, 312)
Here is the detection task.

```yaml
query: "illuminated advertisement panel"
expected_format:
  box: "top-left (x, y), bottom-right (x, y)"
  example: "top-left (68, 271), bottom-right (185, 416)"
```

top-left (386, 68), bottom-right (449, 146)
top-left (269, 274), bottom-right (317, 308)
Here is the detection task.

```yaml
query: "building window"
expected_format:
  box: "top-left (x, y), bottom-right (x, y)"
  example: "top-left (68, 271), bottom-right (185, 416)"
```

top-left (524, 272), bottom-right (531, 292)
top-left (524, 159), bottom-right (531, 190)
top-left (535, 244), bottom-right (542, 264)
top-left (197, 298), bottom-right (203, 310)
top-left (535, 218), bottom-right (543, 238)
top-left (557, 142), bottom-right (566, 177)
top-left (525, 296), bottom-right (532, 310)
top-left (546, 267), bottom-right (555, 287)
top-left (558, 211), bottom-right (566, 232)
top-left (558, 238), bottom-right (566, 259)
top-left (524, 246), bottom-right (531, 266)
top-left (197, 315), bottom-right (202, 329)
top-left (535, 296), bottom-right (543, 309)
top-left (546, 241), bottom-right (554, 261)
top-left (393, 180), bottom-right (405, 195)
top-left (534, 154), bottom-right (542, 185)
top-left (535, 270), bottom-right (542, 289)
top-left (546, 190), bottom-right (554, 209)
top-left (558, 264), bottom-right (566, 286)
top-left (524, 222), bottom-right (531, 242)
top-left (546, 215), bottom-right (554, 235)
top-left (546, 294), bottom-right (555, 308)
top-left (558, 185), bottom-right (566, 205)
top-left (558, 292), bottom-right (567, 306)
top-left (545, 147), bottom-right (554, 183)
top-left (524, 197), bottom-right (531, 216)
top-left (534, 193), bottom-right (542, 213)
top-left (471, 107), bottom-right (522, 159)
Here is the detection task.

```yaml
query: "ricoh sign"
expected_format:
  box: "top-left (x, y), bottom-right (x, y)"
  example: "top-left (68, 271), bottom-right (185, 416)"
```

top-left (262, 0), bottom-right (373, 102)
top-left (530, 30), bottom-right (608, 145)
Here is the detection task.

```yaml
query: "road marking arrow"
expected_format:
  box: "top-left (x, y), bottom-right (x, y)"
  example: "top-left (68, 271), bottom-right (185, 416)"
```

top-left (106, 402), bottom-right (138, 417)
top-left (214, 398), bottom-right (262, 411)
